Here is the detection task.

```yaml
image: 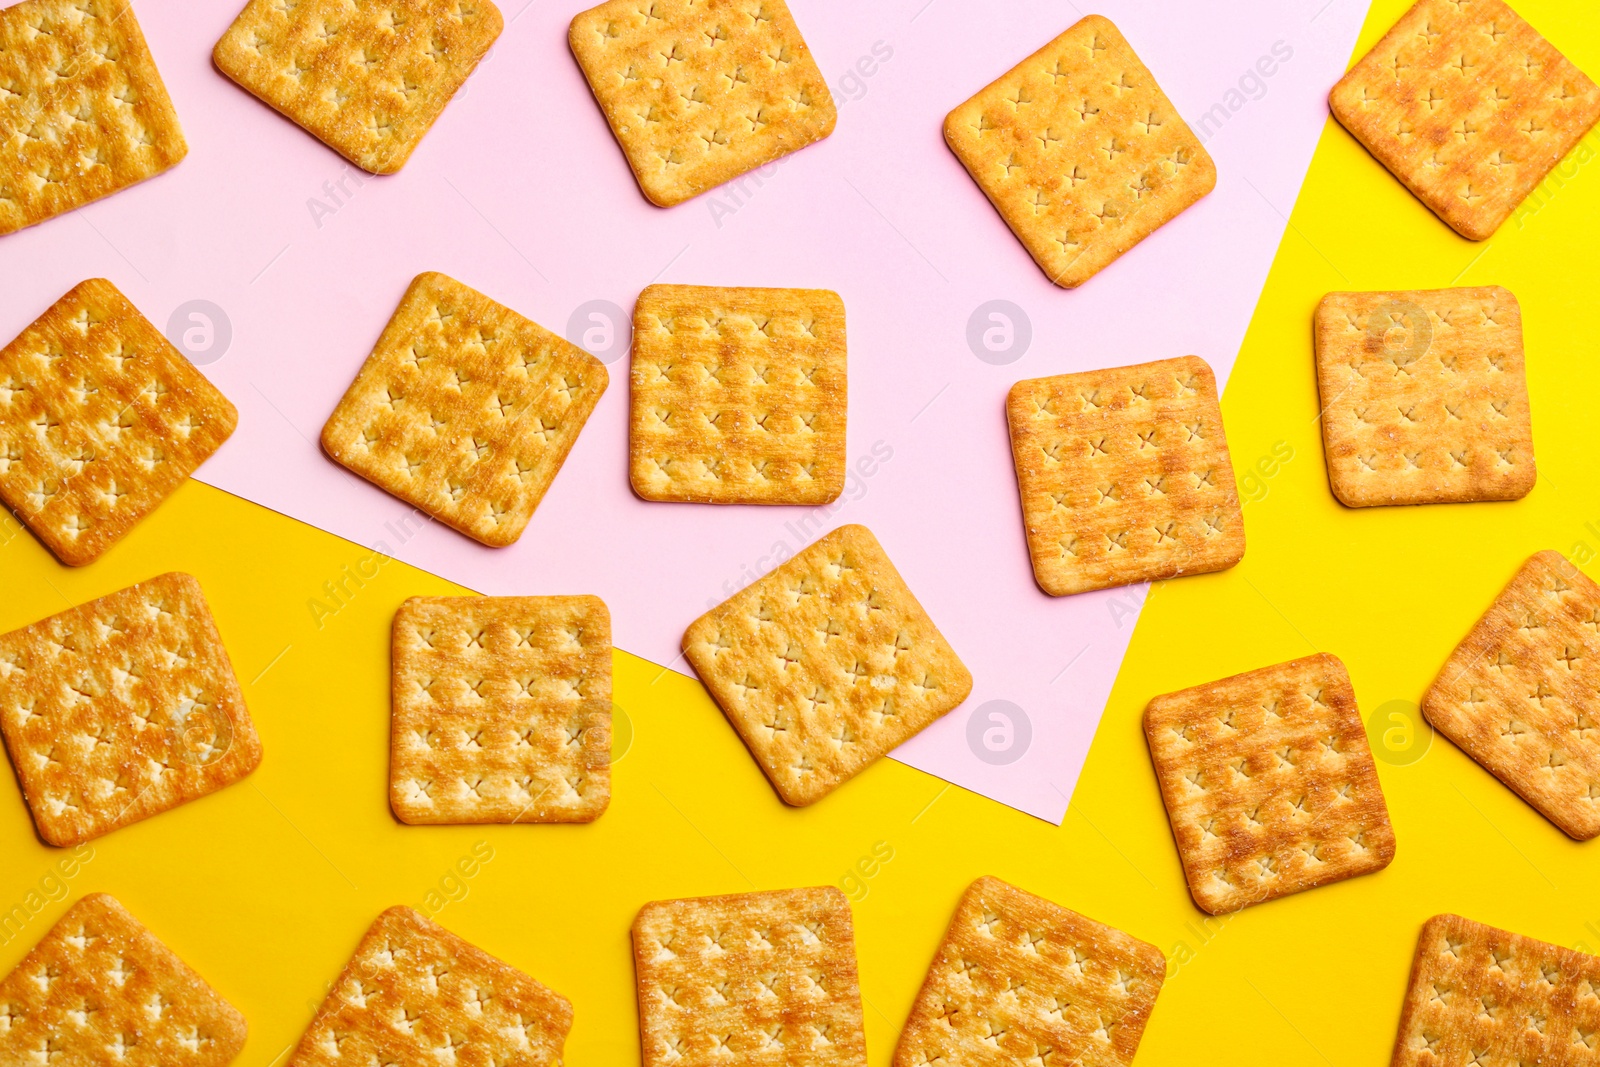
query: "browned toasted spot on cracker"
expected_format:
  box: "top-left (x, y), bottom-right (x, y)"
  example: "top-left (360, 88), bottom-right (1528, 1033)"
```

top-left (321, 272), bottom-right (607, 548)
top-left (569, 0), bottom-right (836, 207)
top-left (1314, 287), bottom-right (1534, 507)
top-left (682, 524), bottom-right (971, 806)
top-left (630, 284), bottom-right (846, 504)
top-left (213, 0), bottom-right (503, 175)
top-left (1007, 355), bottom-right (1244, 597)
top-left (1424, 550), bottom-right (1600, 840)
top-left (287, 906), bottom-right (571, 1067)
top-left (944, 15), bottom-right (1215, 288)
top-left (0, 0), bottom-right (187, 237)
top-left (0, 573), bottom-right (261, 848)
top-left (1330, 0), bottom-right (1600, 241)
top-left (0, 894), bottom-right (247, 1064)
top-left (632, 886), bottom-right (866, 1067)
top-left (390, 594), bottom-right (611, 824)
top-left (1389, 914), bottom-right (1600, 1067)
top-left (0, 280), bottom-right (237, 566)
top-left (1144, 654), bottom-right (1396, 914)
top-left (893, 877), bottom-right (1165, 1067)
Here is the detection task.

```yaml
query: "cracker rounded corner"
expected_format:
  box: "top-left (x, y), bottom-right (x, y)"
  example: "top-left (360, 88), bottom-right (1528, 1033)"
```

top-left (388, 785), bottom-right (426, 827)
top-left (1185, 877), bottom-right (1232, 918)
top-left (1443, 205), bottom-right (1500, 244)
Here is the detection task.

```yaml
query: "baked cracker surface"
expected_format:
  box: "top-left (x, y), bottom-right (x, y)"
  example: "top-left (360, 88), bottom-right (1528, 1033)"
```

top-left (1007, 355), bottom-right (1244, 597)
top-left (632, 886), bottom-right (866, 1067)
top-left (1314, 286), bottom-right (1534, 507)
top-left (682, 524), bottom-right (972, 806)
top-left (0, 572), bottom-right (262, 847)
top-left (630, 284), bottom-right (846, 504)
top-left (944, 14), bottom-right (1215, 288)
top-left (213, 0), bottom-right (503, 174)
top-left (893, 876), bottom-right (1166, 1067)
top-left (288, 905), bottom-right (572, 1067)
top-left (569, 0), bottom-right (837, 207)
top-left (1424, 550), bottom-right (1600, 840)
top-left (1390, 913), bottom-right (1600, 1067)
top-left (0, 893), bottom-right (247, 1066)
top-left (0, 0), bottom-right (187, 236)
top-left (321, 272), bottom-right (607, 548)
top-left (0, 279), bottom-right (238, 566)
top-left (1329, 0), bottom-right (1600, 240)
top-left (1144, 654), bottom-right (1397, 914)
top-left (390, 594), bottom-right (611, 824)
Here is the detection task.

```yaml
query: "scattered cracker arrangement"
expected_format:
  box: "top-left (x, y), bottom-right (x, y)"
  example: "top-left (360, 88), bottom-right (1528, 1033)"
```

top-left (322, 272), bottom-right (608, 547)
top-left (894, 877), bottom-right (1167, 1067)
top-left (945, 15), bottom-right (1216, 288)
top-left (0, 279), bottom-right (238, 566)
top-left (1008, 355), bottom-right (1245, 596)
top-left (632, 886), bottom-right (867, 1067)
top-left (1331, 0), bottom-right (1600, 240)
top-left (683, 523), bottom-right (972, 805)
top-left (0, 893), bottom-right (247, 1065)
top-left (569, 0), bottom-right (837, 207)
top-left (630, 284), bottom-right (847, 505)
top-left (390, 594), bottom-right (612, 824)
top-left (214, 0), bottom-right (505, 174)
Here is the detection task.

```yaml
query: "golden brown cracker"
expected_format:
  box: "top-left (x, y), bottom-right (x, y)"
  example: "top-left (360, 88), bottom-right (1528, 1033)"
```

top-left (0, 279), bottom-right (238, 566)
top-left (0, 0), bottom-right (187, 237)
top-left (390, 594), bottom-right (611, 824)
top-left (1314, 287), bottom-right (1535, 507)
top-left (288, 905), bottom-right (571, 1067)
top-left (893, 877), bottom-right (1165, 1067)
top-left (1390, 913), bottom-right (1600, 1067)
top-left (1330, 0), bottom-right (1600, 240)
top-left (630, 284), bottom-right (847, 505)
top-left (1423, 550), bottom-right (1600, 840)
top-left (1144, 654), bottom-right (1397, 914)
top-left (321, 272), bottom-right (607, 548)
top-left (0, 572), bottom-right (261, 848)
top-left (944, 15), bottom-right (1216, 288)
top-left (682, 524), bottom-right (972, 806)
top-left (1007, 355), bottom-right (1244, 597)
top-left (0, 893), bottom-right (247, 1065)
top-left (213, 0), bottom-right (503, 175)
top-left (632, 886), bottom-right (866, 1067)
top-left (569, 0), bottom-right (837, 207)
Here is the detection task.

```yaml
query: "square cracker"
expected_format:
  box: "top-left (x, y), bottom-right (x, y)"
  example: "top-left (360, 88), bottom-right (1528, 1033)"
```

top-left (893, 877), bottom-right (1166, 1067)
top-left (1144, 654), bottom-right (1397, 914)
top-left (632, 886), bottom-right (866, 1067)
top-left (682, 524), bottom-right (972, 806)
top-left (1314, 286), bottom-right (1535, 507)
top-left (321, 272), bottom-right (607, 548)
top-left (568, 0), bottom-right (837, 207)
top-left (1389, 913), bottom-right (1600, 1067)
top-left (0, 279), bottom-right (238, 566)
top-left (0, 893), bottom-right (247, 1065)
top-left (944, 15), bottom-right (1216, 288)
top-left (1423, 550), bottom-right (1600, 840)
top-left (288, 905), bottom-right (572, 1067)
top-left (390, 594), bottom-right (611, 824)
top-left (1329, 0), bottom-right (1600, 241)
top-left (0, 572), bottom-right (262, 847)
top-left (213, 0), bottom-right (503, 175)
top-left (630, 284), bottom-right (847, 505)
top-left (0, 0), bottom-right (187, 237)
top-left (1007, 355), bottom-right (1244, 597)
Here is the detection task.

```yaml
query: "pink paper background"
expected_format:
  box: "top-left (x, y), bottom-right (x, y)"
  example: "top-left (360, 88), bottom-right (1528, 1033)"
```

top-left (0, 0), bottom-right (1368, 820)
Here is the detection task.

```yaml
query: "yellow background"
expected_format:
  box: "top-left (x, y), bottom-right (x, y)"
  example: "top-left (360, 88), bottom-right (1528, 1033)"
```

top-left (5, 1), bottom-right (1600, 1062)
